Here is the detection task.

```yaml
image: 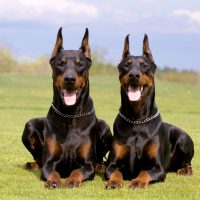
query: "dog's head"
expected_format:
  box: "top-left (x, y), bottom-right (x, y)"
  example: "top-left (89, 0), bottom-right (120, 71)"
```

top-left (118, 34), bottom-right (156, 103)
top-left (50, 28), bottom-right (92, 106)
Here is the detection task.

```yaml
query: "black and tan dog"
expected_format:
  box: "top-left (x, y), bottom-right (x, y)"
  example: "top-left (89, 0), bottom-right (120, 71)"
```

top-left (22, 28), bottom-right (112, 188)
top-left (105, 34), bottom-right (194, 189)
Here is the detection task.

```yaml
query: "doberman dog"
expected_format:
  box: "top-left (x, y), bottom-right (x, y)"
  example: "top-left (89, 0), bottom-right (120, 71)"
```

top-left (105, 34), bottom-right (194, 189)
top-left (22, 28), bottom-right (112, 188)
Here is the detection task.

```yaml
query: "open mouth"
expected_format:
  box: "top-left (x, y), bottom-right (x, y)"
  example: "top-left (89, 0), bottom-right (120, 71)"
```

top-left (61, 88), bottom-right (81, 106)
top-left (127, 85), bottom-right (144, 102)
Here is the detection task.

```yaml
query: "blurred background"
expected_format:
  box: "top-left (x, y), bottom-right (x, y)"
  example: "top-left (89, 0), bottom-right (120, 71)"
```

top-left (0, 0), bottom-right (200, 81)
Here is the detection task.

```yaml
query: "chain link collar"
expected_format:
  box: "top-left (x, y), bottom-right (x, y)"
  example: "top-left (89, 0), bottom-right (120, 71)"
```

top-left (51, 103), bottom-right (95, 118)
top-left (118, 110), bottom-right (160, 125)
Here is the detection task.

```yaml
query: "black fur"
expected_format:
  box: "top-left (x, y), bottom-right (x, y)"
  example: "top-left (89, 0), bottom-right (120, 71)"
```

top-left (22, 28), bottom-right (112, 188)
top-left (105, 34), bottom-right (194, 189)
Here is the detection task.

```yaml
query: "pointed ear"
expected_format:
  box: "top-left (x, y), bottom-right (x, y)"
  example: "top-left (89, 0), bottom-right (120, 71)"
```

top-left (122, 34), bottom-right (130, 60)
top-left (80, 28), bottom-right (91, 59)
top-left (51, 27), bottom-right (63, 60)
top-left (143, 34), bottom-right (154, 63)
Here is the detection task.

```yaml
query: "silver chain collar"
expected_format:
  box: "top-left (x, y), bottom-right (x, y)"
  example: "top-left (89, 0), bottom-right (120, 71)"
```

top-left (118, 110), bottom-right (160, 125)
top-left (51, 104), bottom-right (95, 118)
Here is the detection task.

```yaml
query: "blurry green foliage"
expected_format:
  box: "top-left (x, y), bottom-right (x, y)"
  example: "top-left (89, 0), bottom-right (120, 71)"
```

top-left (0, 48), bottom-right (17, 72)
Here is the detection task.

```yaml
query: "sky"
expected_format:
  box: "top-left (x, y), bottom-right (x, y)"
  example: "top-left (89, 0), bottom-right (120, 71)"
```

top-left (0, 0), bottom-right (200, 70)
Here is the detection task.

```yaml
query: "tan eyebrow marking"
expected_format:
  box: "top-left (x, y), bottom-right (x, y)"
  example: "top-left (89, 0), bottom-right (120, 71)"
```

top-left (75, 58), bottom-right (81, 64)
top-left (128, 59), bottom-right (132, 64)
top-left (139, 59), bottom-right (145, 65)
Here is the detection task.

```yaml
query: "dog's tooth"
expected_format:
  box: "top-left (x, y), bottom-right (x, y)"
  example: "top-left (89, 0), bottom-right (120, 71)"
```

top-left (140, 86), bottom-right (143, 91)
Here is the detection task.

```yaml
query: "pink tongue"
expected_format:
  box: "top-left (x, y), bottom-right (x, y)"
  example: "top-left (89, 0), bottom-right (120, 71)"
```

top-left (63, 90), bottom-right (76, 106)
top-left (127, 86), bottom-right (141, 101)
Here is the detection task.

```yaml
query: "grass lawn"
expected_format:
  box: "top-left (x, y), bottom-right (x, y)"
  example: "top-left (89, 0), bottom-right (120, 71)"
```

top-left (0, 73), bottom-right (200, 200)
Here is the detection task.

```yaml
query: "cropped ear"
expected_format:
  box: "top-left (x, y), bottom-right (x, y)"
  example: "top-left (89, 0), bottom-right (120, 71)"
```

top-left (80, 28), bottom-right (91, 59)
top-left (50, 27), bottom-right (63, 60)
top-left (122, 34), bottom-right (130, 60)
top-left (143, 34), bottom-right (154, 63)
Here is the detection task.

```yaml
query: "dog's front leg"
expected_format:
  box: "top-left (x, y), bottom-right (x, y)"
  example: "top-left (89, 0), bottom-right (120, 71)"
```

top-left (64, 162), bottom-right (95, 188)
top-left (41, 137), bottom-right (63, 189)
top-left (128, 140), bottom-right (167, 189)
top-left (128, 168), bottom-right (166, 189)
top-left (105, 144), bottom-right (127, 189)
top-left (105, 156), bottom-right (124, 189)
top-left (105, 168), bottom-right (123, 189)
top-left (64, 142), bottom-right (95, 188)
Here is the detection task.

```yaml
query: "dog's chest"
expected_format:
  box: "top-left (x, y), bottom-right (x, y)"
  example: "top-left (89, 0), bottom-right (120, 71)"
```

top-left (127, 135), bottom-right (144, 159)
top-left (60, 130), bottom-right (90, 161)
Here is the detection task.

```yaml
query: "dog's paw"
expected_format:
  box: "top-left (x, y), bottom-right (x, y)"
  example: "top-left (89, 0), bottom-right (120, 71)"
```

top-left (105, 180), bottom-right (122, 189)
top-left (23, 162), bottom-right (39, 170)
top-left (95, 163), bottom-right (106, 174)
top-left (64, 178), bottom-right (81, 188)
top-left (177, 165), bottom-right (193, 176)
top-left (128, 178), bottom-right (148, 189)
top-left (45, 180), bottom-right (62, 189)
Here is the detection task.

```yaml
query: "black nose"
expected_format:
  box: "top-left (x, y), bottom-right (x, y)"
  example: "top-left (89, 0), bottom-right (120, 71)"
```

top-left (64, 75), bottom-right (76, 83)
top-left (129, 70), bottom-right (140, 80)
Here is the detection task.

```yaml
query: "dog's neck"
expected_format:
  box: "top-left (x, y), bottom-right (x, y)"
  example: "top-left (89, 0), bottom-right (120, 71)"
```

top-left (120, 84), bottom-right (158, 120)
top-left (52, 80), bottom-right (93, 115)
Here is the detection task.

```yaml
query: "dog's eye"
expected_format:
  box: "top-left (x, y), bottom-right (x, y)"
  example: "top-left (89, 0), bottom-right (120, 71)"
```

top-left (140, 64), bottom-right (149, 69)
top-left (75, 58), bottom-right (84, 67)
top-left (77, 62), bottom-right (85, 70)
top-left (78, 62), bottom-right (84, 67)
top-left (123, 63), bottom-right (131, 70)
top-left (57, 60), bottom-right (65, 67)
top-left (140, 63), bottom-right (146, 67)
top-left (140, 59), bottom-right (150, 69)
top-left (76, 63), bottom-right (85, 73)
top-left (124, 60), bottom-right (132, 69)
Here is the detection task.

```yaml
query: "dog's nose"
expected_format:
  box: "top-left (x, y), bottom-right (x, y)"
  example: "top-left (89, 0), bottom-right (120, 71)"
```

top-left (64, 75), bottom-right (76, 83)
top-left (129, 70), bottom-right (140, 80)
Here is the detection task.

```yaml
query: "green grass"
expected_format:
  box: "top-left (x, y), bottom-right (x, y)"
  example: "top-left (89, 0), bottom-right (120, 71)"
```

top-left (0, 73), bottom-right (200, 200)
